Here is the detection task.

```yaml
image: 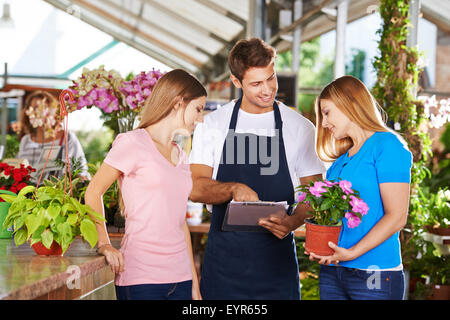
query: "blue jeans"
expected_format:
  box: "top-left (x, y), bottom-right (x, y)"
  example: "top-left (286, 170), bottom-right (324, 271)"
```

top-left (115, 280), bottom-right (192, 300)
top-left (319, 265), bottom-right (405, 300)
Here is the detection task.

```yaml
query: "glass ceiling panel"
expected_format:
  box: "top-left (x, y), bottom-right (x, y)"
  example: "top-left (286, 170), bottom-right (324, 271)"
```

top-left (0, 0), bottom-right (170, 80)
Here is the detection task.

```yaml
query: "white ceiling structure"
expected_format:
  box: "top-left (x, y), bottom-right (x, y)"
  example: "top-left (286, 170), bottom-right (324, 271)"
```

top-left (29, 0), bottom-right (450, 83)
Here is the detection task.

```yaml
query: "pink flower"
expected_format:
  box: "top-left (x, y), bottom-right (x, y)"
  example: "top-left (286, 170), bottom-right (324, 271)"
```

top-left (345, 212), bottom-right (361, 228)
top-left (339, 180), bottom-right (353, 195)
top-left (309, 181), bottom-right (327, 197)
top-left (297, 193), bottom-right (306, 202)
top-left (324, 180), bottom-right (338, 187)
top-left (349, 195), bottom-right (369, 215)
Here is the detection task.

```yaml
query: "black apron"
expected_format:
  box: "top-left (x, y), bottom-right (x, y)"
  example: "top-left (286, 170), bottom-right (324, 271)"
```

top-left (200, 98), bottom-right (300, 300)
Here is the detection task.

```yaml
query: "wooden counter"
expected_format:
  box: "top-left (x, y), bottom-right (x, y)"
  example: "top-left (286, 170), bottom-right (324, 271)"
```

top-left (0, 236), bottom-right (122, 300)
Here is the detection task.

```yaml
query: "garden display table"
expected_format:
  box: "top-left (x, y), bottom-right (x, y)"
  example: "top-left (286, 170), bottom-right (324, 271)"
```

top-left (0, 236), bottom-right (122, 300)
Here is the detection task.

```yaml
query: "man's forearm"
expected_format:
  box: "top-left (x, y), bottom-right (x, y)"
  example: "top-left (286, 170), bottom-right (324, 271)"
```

top-left (190, 177), bottom-right (236, 205)
top-left (289, 203), bottom-right (312, 230)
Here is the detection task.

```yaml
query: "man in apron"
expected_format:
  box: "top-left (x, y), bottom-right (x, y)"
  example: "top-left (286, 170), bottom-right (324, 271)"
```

top-left (189, 38), bottom-right (325, 299)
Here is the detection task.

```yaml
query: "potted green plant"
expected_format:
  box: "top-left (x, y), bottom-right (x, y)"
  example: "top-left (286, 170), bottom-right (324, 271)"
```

top-left (408, 246), bottom-right (450, 300)
top-left (295, 179), bottom-right (369, 256)
top-left (417, 187), bottom-right (450, 237)
top-left (0, 185), bottom-right (106, 256)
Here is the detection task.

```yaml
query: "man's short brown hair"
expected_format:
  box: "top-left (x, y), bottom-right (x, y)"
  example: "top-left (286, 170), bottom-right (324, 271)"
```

top-left (228, 38), bottom-right (276, 82)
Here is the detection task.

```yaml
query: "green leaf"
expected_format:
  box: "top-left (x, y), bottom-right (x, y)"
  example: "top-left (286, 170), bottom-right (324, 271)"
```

top-left (41, 229), bottom-right (54, 249)
top-left (61, 241), bottom-right (70, 254)
top-left (8, 201), bottom-right (24, 215)
top-left (70, 197), bottom-right (86, 215)
top-left (31, 225), bottom-right (46, 240)
top-left (80, 218), bottom-right (98, 248)
top-left (331, 208), bottom-right (341, 223)
top-left (57, 222), bottom-right (72, 242)
top-left (0, 194), bottom-right (17, 203)
top-left (66, 213), bottom-right (78, 226)
top-left (25, 200), bottom-right (37, 211)
top-left (85, 205), bottom-right (106, 222)
top-left (320, 198), bottom-right (332, 211)
top-left (17, 186), bottom-right (35, 197)
top-left (30, 237), bottom-right (41, 246)
top-left (47, 204), bottom-right (61, 220)
top-left (37, 208), bottom-right (51, 228)
top-left (62, 203), bottom-right (76, 215)
top-left (14, 228), bottom-right (27, 246)
top-left (25, 214), bottom-right (41, 239)
top-left (13, 213), bottom-right (27, 231)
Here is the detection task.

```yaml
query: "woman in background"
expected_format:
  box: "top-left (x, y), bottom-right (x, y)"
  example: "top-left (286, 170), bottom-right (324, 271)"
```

top-left (17, 90), bottom-right (90, 179)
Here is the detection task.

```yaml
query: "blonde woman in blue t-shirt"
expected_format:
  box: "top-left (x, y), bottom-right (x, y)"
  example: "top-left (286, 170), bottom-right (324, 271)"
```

top-left (308, 75), bottom-right (412, 300)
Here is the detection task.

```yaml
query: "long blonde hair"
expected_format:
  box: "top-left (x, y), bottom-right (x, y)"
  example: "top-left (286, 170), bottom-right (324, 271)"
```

top-left (137, 69), bottom-right (206, 129)
top-left (315, 75), bottom-right (390, 162)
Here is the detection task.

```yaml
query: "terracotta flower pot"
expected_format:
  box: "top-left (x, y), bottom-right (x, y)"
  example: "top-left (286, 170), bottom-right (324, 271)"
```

top-left (425, 225), bottom-right (450, 245)
top-left (31, 240), bottom-right (64, 256)
top-left (305, 218), bottom-right (342, 256)
top-left (429, 284), bottom-right (450, 300)
top-left (425, 225), bottom-right (450, 236)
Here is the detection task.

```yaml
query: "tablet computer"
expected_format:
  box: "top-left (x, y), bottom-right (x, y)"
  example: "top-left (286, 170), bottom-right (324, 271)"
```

top-left (222, 201), bottom-right (288, 232)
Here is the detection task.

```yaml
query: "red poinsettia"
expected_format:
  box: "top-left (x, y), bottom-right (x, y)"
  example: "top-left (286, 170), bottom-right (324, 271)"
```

top-left (0, 162), bottom-right (36, 199)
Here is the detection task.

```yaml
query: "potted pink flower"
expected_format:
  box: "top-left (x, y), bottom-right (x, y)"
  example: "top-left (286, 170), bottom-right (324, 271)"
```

top-left (296, 179), bottom-right (369, 255)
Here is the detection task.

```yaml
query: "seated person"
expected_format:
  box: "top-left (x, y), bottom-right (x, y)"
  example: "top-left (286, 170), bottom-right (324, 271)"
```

top-left (17, 90), bottom-right (90, 180)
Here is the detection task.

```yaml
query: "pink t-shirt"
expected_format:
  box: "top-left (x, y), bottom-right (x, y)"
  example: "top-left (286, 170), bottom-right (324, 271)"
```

top-left (104, 128), bottom-right (193, 286)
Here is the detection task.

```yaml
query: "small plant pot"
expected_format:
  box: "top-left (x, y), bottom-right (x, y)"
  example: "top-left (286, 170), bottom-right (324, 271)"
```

top-left (429, 284), bottom-right (450, 300)
top-left (31, 240), bottom-right (65, 256)
top-left (305, 218), bottom-right (342, 256)
top-left (425, 225), bottom-right (450, 236)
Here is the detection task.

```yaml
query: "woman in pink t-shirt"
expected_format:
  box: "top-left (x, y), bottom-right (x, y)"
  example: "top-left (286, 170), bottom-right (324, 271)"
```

top-left (85, 69), bottom-right (206, 300)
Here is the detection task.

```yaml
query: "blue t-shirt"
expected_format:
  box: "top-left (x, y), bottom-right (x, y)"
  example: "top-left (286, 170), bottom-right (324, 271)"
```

top-left (326, 131), bottom-right (412, 269)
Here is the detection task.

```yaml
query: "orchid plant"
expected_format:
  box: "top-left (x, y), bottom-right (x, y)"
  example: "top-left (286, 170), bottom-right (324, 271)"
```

top-left (296, 179), bottom-right (369, 228)
top-left (66, 66), bottom-right (164, 133)
top-left (418, 95), bottom-right (450, 129)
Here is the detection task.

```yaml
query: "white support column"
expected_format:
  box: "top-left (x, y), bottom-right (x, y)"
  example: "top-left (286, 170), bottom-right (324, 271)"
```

top-left (407, 0), bottom-right (421, 48)
top-left (247, 0), bottom-right (266, 39)
top-left (292, 0), bottom-right (303, 74)
top-left (407, 0), bottom-right (422, 98)
top-left (334, 0), bottom-right (348, 79)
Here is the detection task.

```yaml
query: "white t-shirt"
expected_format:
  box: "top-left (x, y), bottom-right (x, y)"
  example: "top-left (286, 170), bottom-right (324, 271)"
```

top-left (189, 100), bottom-right (326, 210)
